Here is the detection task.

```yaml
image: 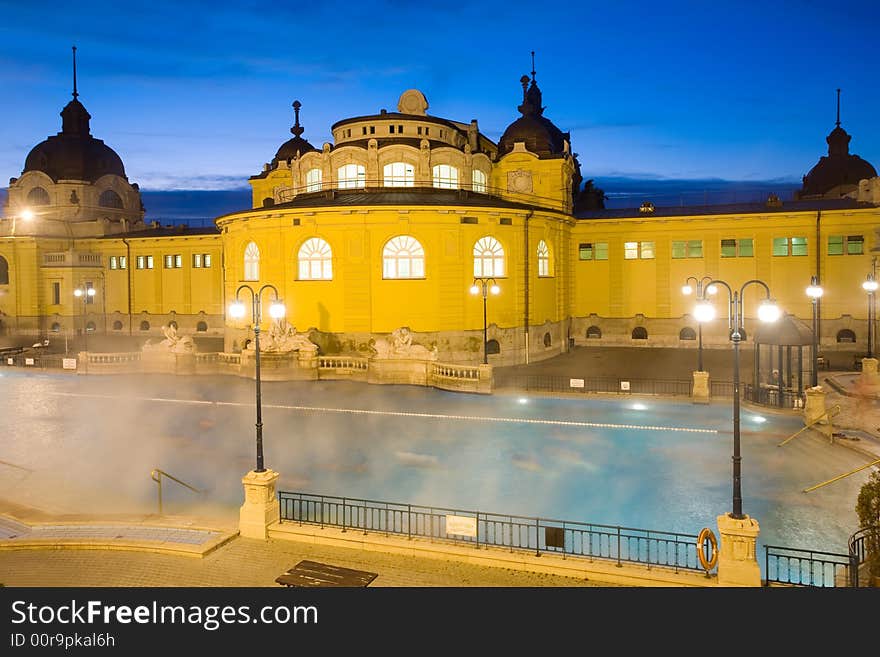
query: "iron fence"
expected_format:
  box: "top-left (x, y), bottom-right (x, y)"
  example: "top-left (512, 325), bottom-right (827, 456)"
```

top-left (764, 544), bottom-right (855, 587)
top-left (278, 491), bottom-right (705, 573)
top-left (495, 374), bottom-right (692, 397)
top-left (1, 352), bottom-right (68, 370)
top-left (744, 384), bottom-right (804, 409)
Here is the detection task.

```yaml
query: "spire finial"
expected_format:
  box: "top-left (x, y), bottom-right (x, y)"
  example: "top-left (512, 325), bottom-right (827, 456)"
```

top-left (290, 100), bottom-right (304, 137)
top-left (72, 45), bottom-right (78, 99)
top-left (835, 88), bottom-right (841, 127)
top-left (530, 50), bottom-right (536, 82)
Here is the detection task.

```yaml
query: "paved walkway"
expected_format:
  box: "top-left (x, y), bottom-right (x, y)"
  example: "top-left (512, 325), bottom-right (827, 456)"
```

top-left (2, 348), bottom-right (878, 588)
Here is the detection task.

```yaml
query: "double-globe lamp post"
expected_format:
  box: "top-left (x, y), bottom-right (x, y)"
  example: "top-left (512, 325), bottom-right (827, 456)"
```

top-left (73, 284), bottom-right (96, 355)
top-left (229, 284), bottom-right (285, 474)
top-left (806, 276), bottom-right (824, 387)
top-left (681, 276), bottom-right (717, 372)
top-left (691, 278), bottom-right (781, 520)
top-left (470, 277), bottom-right (500, 365)
top-left (863, 274), bottom-right (878, 359)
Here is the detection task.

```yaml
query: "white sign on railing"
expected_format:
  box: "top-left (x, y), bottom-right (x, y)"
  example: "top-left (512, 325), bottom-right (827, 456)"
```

top-left (570, 378), bottom-right (585, 388)
top-left (6, 358), bottom-right (12, 365)
top-left (25, 358), bottom-right (35, 366)
top-left (63, 358), bottom-right (77, 370)
top-left (620, 380), bottom-right (631, 391)
top-left (445, 514), bottom-right (477, 537)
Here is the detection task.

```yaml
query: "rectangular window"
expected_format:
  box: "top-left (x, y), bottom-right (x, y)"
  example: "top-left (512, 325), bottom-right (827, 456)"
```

top-left (119, 256), bottom-right (127, 269)
top-left (773, 237), bottom-right (807, 256)
top-left (671, 241), bottom-right (686, 259)
top-left (847, 235), bottom-right (864, 255)
top-left (193, 254), bottom-right (202, 268)
top-left (640, 241), bottom-right (655, 259)
top-left (791, 237), bottom-right (807, 256)
top-left (389, 125), bottom-right (395, 133)
top-left (85, 281), bottom-right (94, 304)
top-left (624, 241), bottom-right (639, 260)
top-left (671, 240), bottom-right (703, 259)
top-left (827, 235), bottom-right (844, 255)
top-left (721, 239), bottom-right (736, 258)
top-left (398, 125), bottom-right (403, 133)
top-left (370, 126), bottom-right (375, 134)
top-left (146, 255), bottom-right (153, 269)
top-left (52, 282), bottom-right (60, 305)
top-left (164, 255), bottom-right (174, 269)
top-left (424, 127), bottom-right (429, 135)
top-left (579, 243), bottom-right (594, 260)
top-left (174, 254), bottom-right (182, 268)
top-left (136, 255), bottom-right (145, 269)
top-left (739, 238), bottom-right (754, 257)
top-left (362, 127), bottom-right (367, 135)
top-left (417, 126), bottom-right (422, 135)
top-left (829, 235), bottom-right (864, 255)
top-left (595, 243), bottom-right (608, 260)
top-left (772, 237), bottom-right (789, 256)
top-left (203, 254), bottom-right (212, 268)
top-left (109, 256), bottom-right (117, 270)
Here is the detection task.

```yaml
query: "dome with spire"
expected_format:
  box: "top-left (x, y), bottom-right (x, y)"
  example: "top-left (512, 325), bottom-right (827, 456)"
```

top-left (498, 64), bottom-right (569, 159)
top-left (798, 91), bottom-right (877, 199)
top-left (273, 100), bottom-right (318, 165)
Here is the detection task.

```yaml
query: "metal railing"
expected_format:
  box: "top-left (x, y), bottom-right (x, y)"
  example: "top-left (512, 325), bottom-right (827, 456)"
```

top-left (495, 374), bottom-right (692, 397)
top-left (848, 526), bottom-right (879, 588)
top-left (278, 492), bottom-right (705, 573)
top-left (743, 383), bottom-right (804, 409)
top-left (150, 468), bottom-right (202, 515)
top-left (764, 544), bottom-right (855, 587)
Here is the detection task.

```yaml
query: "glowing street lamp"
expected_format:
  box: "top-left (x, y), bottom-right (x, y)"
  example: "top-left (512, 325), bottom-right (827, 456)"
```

top-left (471, 277), bottom-right (500, 365)
top-left (229, 284), bottom-right (285, 473)
top-left (805, 276), bottom-right (824, 386)
top-left (693, 278), bottom-right (780, 520)
top-left (682, 276), bottom-right (717, 371)
top-left (863, 274), bottom-right (878, 359)
top-left (73, 284), bottom-right (96, 359)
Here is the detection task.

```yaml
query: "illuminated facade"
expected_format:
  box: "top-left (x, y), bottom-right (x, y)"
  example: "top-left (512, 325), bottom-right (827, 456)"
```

top-left (2, 67), bottom-right (879, 366)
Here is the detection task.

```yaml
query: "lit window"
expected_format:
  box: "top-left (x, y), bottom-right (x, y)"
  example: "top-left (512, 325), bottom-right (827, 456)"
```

top-left (244, 242), bottom-right (260, 281)
top-left (473, 236), bottom-right (505, 277)
top-left (472, 169), bottom-right (487, 193)
top-left (383, 162), bottom-right (415, 187)
top-left (625, 241), bottom-right (654, 259)
top-left (147, 256), bottom-right (153, 269)
top-left (119, 256), bottom-right (127, 269)
top-left (828, 235), bottom-right (864, 256)
top-left (721, 238), bottom-right (753, 257)
top-left (671, 240), bottom-right (703, 258)
top-left (164, 255), bottom-right (174, 269)
top-left (174, 254), bottom-right (182, 268)
top-left (298, 237), bottom-right (333, 280)
top-left (383, 236), bottom-right (425, 279)
top-left (203, 254), bottom-right (212, 268)
top-left (110, 256), bottom-right (117, 270)
top-left (432, 164), bottom-right (459, 189)
top-left (773, 237), bottom-right (808, 257)
top-left (579, 242), bottom-right (607, 260)
top-left (305, 168), bottom-right (322, 193)
top-left (193, 254), bottom-right (202, 268)
top-left (537, 240), bottom-right (551, 277)
top-left (338, 163), bottom-right (366, 189)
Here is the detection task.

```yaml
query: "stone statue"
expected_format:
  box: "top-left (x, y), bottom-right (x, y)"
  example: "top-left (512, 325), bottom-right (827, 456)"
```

top-left (261, 318), bottom-right (318, 355)
top-left (370, 326), bottom-right (437, 360)
top-left (143, 324), bottom-right (195, 354)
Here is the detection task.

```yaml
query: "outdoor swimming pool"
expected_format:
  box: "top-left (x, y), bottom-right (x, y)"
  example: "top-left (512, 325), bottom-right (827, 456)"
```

top-left (0, 371), bottom-right (872, 558)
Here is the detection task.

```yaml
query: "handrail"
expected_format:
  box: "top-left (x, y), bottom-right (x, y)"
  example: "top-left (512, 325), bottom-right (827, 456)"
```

top-left (803, 458), bottom-right (880, 493)
top-left (0, 459), bottom-right (33, 472)
top-left (778, 405), bottom-right (840, 446)
top-left (150, 468), bottom-right (202, 515)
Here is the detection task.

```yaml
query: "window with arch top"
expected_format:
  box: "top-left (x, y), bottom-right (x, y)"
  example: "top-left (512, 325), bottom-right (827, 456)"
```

top-left (473, 236), bottom-right (505, 278)
top-left (244, 241), bottom-right (260, 281)
top-left (537, 240), bottom-right (552, 277)
top-left (472, 169), bottom-right (487, 193)
top-left (338, 163), bottom-right (365, 189)
top-left (383, 236), bottom-right (425, 279)
top-left (383, 162), bottom-right (415, 187)
top-left (305, 168), bottom-right (322, 193)
top-left (298, 237), bottom-right (333, 280)
top-left (432, 164), bottom-right (459, 189)
top-left (27, 186), bottom-right (50, 206)
top-left (99, 190), bottom-right (124, 209)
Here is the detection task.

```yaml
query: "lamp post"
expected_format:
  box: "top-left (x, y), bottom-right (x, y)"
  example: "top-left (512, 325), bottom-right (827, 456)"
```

top-left (229, 284), bottom-right (285, 473)
top-left (470, 277), bottom-right (500, 365)
top-left (693, 278), bottom-right (781, 520)
top-left (73, 284), bottom-right (96, 356)
top-left (682, 276), bottom-right (717, 372)
top-left (806, 276), bottom-right (824, 387)
top-left (863, 274), bottom-right (878, 359)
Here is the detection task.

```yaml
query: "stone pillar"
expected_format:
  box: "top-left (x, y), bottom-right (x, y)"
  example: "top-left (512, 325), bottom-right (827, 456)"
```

top-left (861, 358), bottom-right (879, 388)
top-left (478, 363), bottom-right (493, 394)
top-left (239, 469), bottom-right (280, 540)
top-left (803, 386), bottom-right (829, 435)
top-left (716, 513), bottom-right (762, 587)
top-left (692, 371), bottom-right (709, 404)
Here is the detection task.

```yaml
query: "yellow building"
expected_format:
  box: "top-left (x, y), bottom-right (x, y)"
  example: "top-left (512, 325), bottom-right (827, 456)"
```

top-left (2, 64), bottom-right (879, 368)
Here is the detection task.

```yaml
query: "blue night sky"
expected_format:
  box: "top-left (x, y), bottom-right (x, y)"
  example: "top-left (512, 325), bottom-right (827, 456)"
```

top-left (0, 1), bottom-right (877, 192)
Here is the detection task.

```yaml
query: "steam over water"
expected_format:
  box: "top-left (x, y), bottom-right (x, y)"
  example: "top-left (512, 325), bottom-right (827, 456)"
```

top-left (0, 370), bottom-right (869, 555)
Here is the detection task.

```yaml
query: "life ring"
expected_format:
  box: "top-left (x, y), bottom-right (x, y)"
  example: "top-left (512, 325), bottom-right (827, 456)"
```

top-left (697, 527), bottom-right (718, 571)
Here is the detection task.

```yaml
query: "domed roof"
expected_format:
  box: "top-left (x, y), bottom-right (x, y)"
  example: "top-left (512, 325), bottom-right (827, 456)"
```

top-left (498, 72), bottom-right (569, 158)
top-left (23, 97), bottom-right (127, 183)
top-left (273, 100), bottom-right (318, 164)
top-left (799, 92), bottom-right (877, 198)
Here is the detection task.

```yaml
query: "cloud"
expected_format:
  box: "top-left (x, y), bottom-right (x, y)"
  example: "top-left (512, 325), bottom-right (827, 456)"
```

top-left (394, 451), bottom-right (441, 469)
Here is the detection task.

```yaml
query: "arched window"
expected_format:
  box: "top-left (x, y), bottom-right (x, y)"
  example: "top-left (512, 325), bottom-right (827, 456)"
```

top-left (262, 197), bottom-right (274, 208)
top-left (98, 190), bottom-right (124, 209)
top-left (196, 321), bottom-right (208, 332)
top-left (112, 320), bottom-right (123, 330)
top-left (383, 162), bottom-right (414, 187)
top-left (0, 255), bottom-right (8, 285)
top-left (472, 169), bottom-right (487, 193)
top-left (543, 332), bottom-right (552, 347)
top-left (140, 321), bottom-right (150, 331)
top-left (632, 327), bottom-right (648, 340)
top-left (305, 168), bottom-right (322, 192)
top-left (338, 163), bottom-right (365, 189)
top-left (432, 164), bottom-right (459, 189)
top-left (679, 327), bottom-right (697, 341)
top-left (473, 236), bottom-right (505, 277)
top-left (85, 321), bottom-right (96, 333)
top-left (383, 236), bottom-right (425, 279)
top-left (298, 237), bottom-right (333, 280)
top-left (244, 241), bottom-right (260, 281)
top-left (51, 322), bottom-right (61, 333)
top-left (486, 339), bottom-right (500, 355)
top-left (537, 240), bottom-right (551, 277)
top-left (27, 186), bottom-right (50, 206)
top-left (586, 326), bottom-right (602, 339)
top-left (837, 329), bottom-right (856, 343)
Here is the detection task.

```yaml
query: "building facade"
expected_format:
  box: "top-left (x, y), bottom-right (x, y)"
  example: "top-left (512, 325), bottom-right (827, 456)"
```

top-left (2, 68), bottom-right (879, 367)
